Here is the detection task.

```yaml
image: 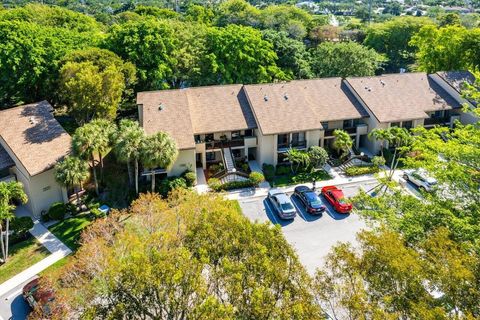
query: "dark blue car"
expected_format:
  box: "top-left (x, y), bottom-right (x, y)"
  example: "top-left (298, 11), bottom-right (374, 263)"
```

top-left (294, 185), bottom-right (326, 215)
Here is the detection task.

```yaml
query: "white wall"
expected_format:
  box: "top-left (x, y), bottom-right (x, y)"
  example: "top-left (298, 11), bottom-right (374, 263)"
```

top-left (168, 149), bottom-right (195, 176)
top-left (28, 169), bottom-right (67, 216)
top-left (307, 130), bottom-right (321, 148)
top-left (255, 129), bottom-right (275, 166)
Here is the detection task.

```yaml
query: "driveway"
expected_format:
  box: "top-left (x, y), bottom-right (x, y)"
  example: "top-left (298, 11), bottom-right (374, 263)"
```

top-left (239, 180), bottom-right (378, 274)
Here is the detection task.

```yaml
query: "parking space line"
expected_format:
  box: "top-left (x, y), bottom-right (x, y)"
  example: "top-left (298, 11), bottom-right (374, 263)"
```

top-left (290, 196), bottom-right (307, 221)
top-left (264, 200), bottom-right (280, 225)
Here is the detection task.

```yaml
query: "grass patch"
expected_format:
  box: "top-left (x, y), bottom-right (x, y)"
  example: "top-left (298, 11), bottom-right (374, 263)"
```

top-left (48, 215), bottom-right (93, 251)
top-left (269, 170), bottom-right (331, 187)
top-left (0, 237), bottom-right (49, 284)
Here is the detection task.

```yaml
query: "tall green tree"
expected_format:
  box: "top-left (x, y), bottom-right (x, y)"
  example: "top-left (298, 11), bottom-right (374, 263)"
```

top-left (262, 30), bottom-right (312, 79)
top-left (215, 0), bottom-right (260, 27)
top-left (51, 191), bottom-right (322, 318)
top-left (333, 129), bottom-right (353, 160)
top-left (259, 5), bottom-right (313, 39)
top-left (201, 24), bottom-right (284, 85)
top-left (54, 156), bottom-right (90, 210)
top-left (105, 18), bottom-right (177, 91)
top-left (113, 119), bottom-right (145, 194)
top-left (311, 42), bottom-right (385, 78)
top-left (364, 17), bottom-right (434, 72)
top-left (141, 132), bottom-right (178, 192)
top-left (368, 127), bottom-right (393, 157)
top-left (0, 181), bottom-right (27, 263)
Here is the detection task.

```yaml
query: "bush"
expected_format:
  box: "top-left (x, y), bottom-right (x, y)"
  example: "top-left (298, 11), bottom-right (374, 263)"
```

top-left (66, 202), bottom-right (77, 215)
top-left (207, 178), bottom-right (222, 191)
top-left (241, 162), bottom-right (249, 172)
top-left (249, 172), bottom-right (265, 186)
top-left (47, 202), bottom-right (67, 221)
top-left (90, 207), bottom-right (106, 219)
top-left (262, 163), bottom-right (275, 180)
top-left (308, 146), bottom-right (328, 168)
top-left (169, 177), bottom-right (187, 190)
top-left (372, 156), bottom-right (386, 167)
top-left (9, 216), bottom-right (33, 244)
top-left (344, 165), bottom-right (379, 176)
top-left (275, 165), bottom-right (290, 176)
top-left (183, 171), bottom-right (196, 187)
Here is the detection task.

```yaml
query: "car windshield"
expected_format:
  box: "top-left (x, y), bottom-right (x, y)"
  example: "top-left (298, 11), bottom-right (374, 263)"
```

top-left (305, 192), bottom-right (322, 205)
top-left (281, 202), bottom-right (294, 211)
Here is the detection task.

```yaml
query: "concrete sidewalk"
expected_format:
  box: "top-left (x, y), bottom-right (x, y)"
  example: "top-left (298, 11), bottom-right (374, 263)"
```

top-left (0, 220), bottom-right (72, 296)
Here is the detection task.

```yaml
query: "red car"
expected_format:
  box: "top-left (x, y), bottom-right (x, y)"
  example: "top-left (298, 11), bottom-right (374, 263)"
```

top-left (321, 186), bottom-right (352, 213)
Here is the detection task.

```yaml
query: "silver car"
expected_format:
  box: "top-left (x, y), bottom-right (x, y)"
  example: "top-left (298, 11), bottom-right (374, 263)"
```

top-left (403, 169), bottom-right (438, 192)
top-left (267, 189), bottom-right (297, 219)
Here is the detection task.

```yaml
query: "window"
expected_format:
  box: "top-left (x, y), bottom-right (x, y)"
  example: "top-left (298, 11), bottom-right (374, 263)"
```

top-left (433, 110), bottom-right (444, 118)
top-left (206, 152), bottom-right (215, 161)
top-left (205, 134), bottom-right (214, 142)
top-left (244, 129), bottom-right (253, 137)
top-left (277, 134), bottom-right (289, 147)
top-left (343, 119), bottom-right (354, 128)
top-left (402, 121), bottom-right (413, 129)
top-left (390, 122), bottom-right (400, 128)
top-left (321, 122), bottom-right (329, 130)
top-left (291, 132), bottom-right (305, 144)
top-left (194, 135), bottom-right (201, 143)
top-left (231, 131), bottom-right (241, 139)
top-left (43, 186), bottom-right (51, 192)
top-left (232, 149), bottom-right (241, 158)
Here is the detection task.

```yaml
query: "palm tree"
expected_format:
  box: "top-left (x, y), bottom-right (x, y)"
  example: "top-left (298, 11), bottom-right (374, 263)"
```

top-left (114, 119), bottom-right (145, 194)
top-left (368, 128), bottom-right (392, 157)
top-left (0, 181), bottom-right (27, 263)
top-left (141, 132), bottom-right (178, 192)
top-left (333, 129), bottom-right (353, 160)
top-left (286, 148), bottom-right (310, 173)
top-left (72, 124), bottom-right (102, 195)
top-left (55, 156), bottom-right (90, 210)
top-left (89, 119), bottom-right (116, 183)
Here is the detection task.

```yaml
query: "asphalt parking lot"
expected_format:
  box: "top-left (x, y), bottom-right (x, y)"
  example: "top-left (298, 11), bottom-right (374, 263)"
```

top-left (239, 180), bottom-right (378, 274)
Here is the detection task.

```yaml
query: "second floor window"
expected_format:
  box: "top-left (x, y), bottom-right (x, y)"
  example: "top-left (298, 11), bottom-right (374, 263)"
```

top-left (291, 132), bottom-right (305, 145)
top-left (277, 134), bottom-right (289, 147)
top-left (402, 121), bottom-right (413, 129)
top-left (205, 134), bottom-right (214, 142)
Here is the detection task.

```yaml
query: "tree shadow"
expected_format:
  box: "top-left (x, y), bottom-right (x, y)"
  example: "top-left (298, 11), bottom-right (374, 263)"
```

top-left (20, 102), bottom-right (66, 145)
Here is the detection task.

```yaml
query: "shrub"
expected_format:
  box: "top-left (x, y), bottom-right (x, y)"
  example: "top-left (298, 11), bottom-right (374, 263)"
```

top-left (308, 146), bottom-right (328, 168)
top-left (344, 165), bottom-right (379, 176)
top-left (183, 171), bottom-right (196, 187)
top-left (220, 180), bottom-right (254, 191)
top-left (275, 165), bottom-right (290, 175)
top-left (372, 156), bottom-right (386, 167)
top-left (249, 172), bottom-right (265, 186)
top-left (9, 216), bottom-right (33, 244)
top-left (241, 162), bottom-right (249, 172)
top-left (90, 207), bottom-right (106, 219)
top-left (169, 177), bottom-right (187, 190)
top-left (207, 178), bottom-right (222, 191)
top-left (47, 202), bottom-right (67, 221)
top-left (262, 163), bottom-right (275, 180)
top-left (66, 202), bottom-right (77, 215)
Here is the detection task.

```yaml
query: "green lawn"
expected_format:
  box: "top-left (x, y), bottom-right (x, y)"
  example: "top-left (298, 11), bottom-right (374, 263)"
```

top-left (0, 237), bottom-right (49, 284)
top-left (269, 170), bottom-right (332, 187)
top-left (48, 215), bottom-right (93, 251)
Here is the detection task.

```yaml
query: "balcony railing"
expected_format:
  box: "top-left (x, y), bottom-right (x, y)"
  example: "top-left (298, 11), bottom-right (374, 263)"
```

top-left (277, 140), bottom-right (307, 151)
top-left (324, 127), bottom-right (357, 137)
top-left (424, 116), bottom-right (451, 126)
top-left (205, 138), bottom-right (245, 150)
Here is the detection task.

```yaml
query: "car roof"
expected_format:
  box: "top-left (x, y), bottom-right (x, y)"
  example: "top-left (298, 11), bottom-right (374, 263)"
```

top-left (275, 193), bottom-right (292, 204)
top-left (330, 189), bottom-right (345, 198)
top-left (295, 185), bottom-right (311, 193)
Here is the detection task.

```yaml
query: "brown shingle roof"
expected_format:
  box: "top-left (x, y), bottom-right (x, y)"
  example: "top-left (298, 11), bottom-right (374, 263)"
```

top-left (0, 144), bottom-right (14, 171)
top-left (244, 78), bottom-right (368, 135)
top-left (137, 85), bottom-right (257, 149)
top-left (0, 101), bottom-right (71, 176)
top-left (346, 73), bottom-right (462, 123)
top-left (138, 90), bottom-right (195, 150)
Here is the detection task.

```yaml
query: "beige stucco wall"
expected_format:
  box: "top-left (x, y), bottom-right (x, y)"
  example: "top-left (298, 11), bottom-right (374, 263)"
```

top-left (28, 169), bottom-right (67, 216)
top-left (168, 148), bottom-right (195, 176)
top-left (255, 129), bottom-right (275, 166)
top-left (306, 130), bottom-right (321, 148)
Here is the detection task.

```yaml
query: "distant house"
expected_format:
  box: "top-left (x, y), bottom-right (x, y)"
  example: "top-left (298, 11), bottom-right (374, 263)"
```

top-left (0, 101), bottom-right (71, 216)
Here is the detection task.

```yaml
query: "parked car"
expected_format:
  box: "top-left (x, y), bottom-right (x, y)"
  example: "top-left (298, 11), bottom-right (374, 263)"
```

top-left (321, 185), bottom-right (352, 213)
top-left (293, 185), bottom-right (326, 215)
top-left (23, 278), bottom-right (55, 316)
top-left (403, 169), bottom-right (437, 192)
top-left (267, 189), bottom-right (297, 219)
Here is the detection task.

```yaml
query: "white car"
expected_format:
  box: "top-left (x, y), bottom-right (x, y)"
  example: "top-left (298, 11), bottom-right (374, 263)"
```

top-left (267, 189), bottom-right (297, 219)
top-left (403, 169), bottom-right (438, 192)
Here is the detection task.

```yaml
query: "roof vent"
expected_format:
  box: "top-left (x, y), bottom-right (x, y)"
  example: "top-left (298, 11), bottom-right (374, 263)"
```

top-left (284, 93), bottom-right (289, 100)
top-left (158, 103), bottom-right (165, 111)
top-left (29, 116), bottom-right (38, 125)
top-left (367, 88), bottom-right (372, 92)
top-left (264, 94), bottom-right (269, 102)
top-left (380, 80), bottom-right (385, 86)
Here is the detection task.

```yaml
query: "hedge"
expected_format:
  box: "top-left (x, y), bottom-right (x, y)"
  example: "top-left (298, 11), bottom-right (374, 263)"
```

top-left (344, 165), bottom-right (379, 176)
top-left (45, 202), bottom-right (67, 221)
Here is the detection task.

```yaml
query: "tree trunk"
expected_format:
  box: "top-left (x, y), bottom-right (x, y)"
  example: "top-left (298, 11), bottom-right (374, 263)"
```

top-left (135, 159), bottom-right (139, 194)
top-left (151, 173), bottom-right (155, 193)
top-left (126, 162), bottom-right (133, 188)
top-left (0, 223), bottom-right (5, 263)
top-left (5, 219), bottom-right (9, 261)
top-left (99, 153), bottom-right (104, 184)
top-left (91, 155), bottom-right (99, 196)
top-left (75, 187), bottom-right (81, 210)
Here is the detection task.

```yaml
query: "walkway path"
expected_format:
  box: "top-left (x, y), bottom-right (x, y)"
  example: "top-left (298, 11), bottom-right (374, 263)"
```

top-left (0, 220), bottom-right (72, 297)
top-left (195, 167), bottom-right (209, 194)
top-left (248, 161), bottom-right (271, 188)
